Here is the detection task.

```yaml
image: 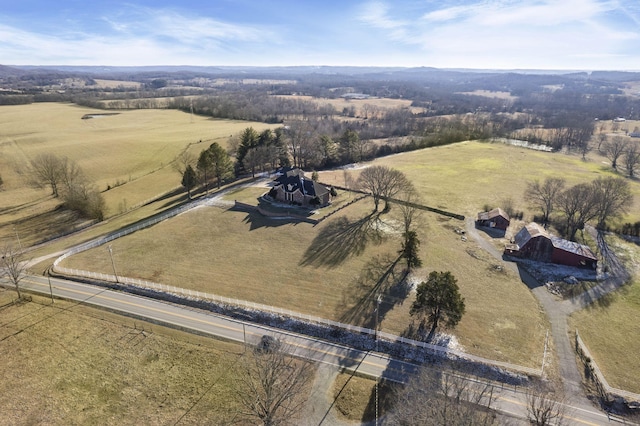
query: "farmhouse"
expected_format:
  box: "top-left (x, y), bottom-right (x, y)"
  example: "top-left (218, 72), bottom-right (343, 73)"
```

top-left (271, 167), bottom-right (331, 207)
top-left (504, 223), bottom-right (597, 268)
top-left (476, 208), bottom-right (510, 231)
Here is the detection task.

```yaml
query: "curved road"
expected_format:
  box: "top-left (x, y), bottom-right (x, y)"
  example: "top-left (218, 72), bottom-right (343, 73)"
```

top-left (2, 273), bottom-right (622, 426)
top-left (466, 218), bottom-right (638, 422)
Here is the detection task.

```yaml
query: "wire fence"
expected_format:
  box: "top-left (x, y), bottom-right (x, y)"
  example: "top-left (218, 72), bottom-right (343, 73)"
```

top-left (52, 186), bottom-right (541, 378)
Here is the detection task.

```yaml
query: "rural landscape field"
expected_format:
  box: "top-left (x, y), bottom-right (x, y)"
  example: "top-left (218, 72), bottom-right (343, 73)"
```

top-left (4, 56), bottom-right (640, 424)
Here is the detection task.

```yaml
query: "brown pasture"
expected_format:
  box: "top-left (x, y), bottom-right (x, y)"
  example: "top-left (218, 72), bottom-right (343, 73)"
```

top-left (0, 291), bottom-right (313, 425)
top-left (0, 103), bottom-right (277, 245)
top-left (62, 181), bottom-right (548, 368)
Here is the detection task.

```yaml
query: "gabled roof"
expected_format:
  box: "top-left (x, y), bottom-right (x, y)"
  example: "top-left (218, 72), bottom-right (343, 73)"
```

top-left (274, 167), bottom-right (328, 197)
top-left (513, 222), bottom-right (548, 249)
top-left (550, 237), bottom-right (597, 260)
top-left (513, 222), bottom-right (597, 260)
top-left (477, 207), bottom-right (510, 221)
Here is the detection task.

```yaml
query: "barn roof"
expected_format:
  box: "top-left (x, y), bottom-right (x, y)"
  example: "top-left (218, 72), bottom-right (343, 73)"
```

top-left (550, 237), bottom-right (597, 260)
top-left (477, 207), bottom-right (510, 221)
top-left (513, 223), bottom-right (597, 260)
top-left (513, 222), bottom-right (548, 249)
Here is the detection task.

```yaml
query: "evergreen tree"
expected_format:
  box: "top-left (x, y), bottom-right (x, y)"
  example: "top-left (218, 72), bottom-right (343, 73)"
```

top-left (208, 142), bottom-right (234, 189)
top-left (400, 230), bottom-right (422, 270)
top-left (181, 164), bottom-right (197, 199)
top-left (411, 271), bottom-right (465, 341)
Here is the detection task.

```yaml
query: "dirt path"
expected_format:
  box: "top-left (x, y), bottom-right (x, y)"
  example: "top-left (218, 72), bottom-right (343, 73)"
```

top-left (301, 363), bottom-right (354, 426)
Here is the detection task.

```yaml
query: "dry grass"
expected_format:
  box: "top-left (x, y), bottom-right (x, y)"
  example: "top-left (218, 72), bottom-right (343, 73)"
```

top-left (93, 79), bottom-right (143, 89)
top-left (274, 94), bottom-right (421, 116)
top-left (457, 90), bottom-right (518, 101)
top-left (332, 373), bottom-right (377, 422)
top-left (62, 181), bottom-right (548, 367)
top-left (0, 291), bottom-right (256, 425)
top-left (319, 140), bottom-right (640, 223)
top-left (569, 235), bottom-right (640, 394)
top-left (0, 103), bottom-right (277, 244)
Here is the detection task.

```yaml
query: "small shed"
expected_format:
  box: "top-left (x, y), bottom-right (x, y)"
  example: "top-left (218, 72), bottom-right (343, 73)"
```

top-left (476, 208), bottom-right (510, 231)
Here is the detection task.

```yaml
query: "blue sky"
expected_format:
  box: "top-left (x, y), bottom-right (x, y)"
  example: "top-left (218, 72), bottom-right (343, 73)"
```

top-left (1, 0), bottom-right (639, 70)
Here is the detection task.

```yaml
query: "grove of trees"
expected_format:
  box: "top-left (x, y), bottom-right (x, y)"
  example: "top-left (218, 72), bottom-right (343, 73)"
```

top-left (30, 153), bottom-right (106, 220)
top-left (526, 176), bottom-right (633, 240)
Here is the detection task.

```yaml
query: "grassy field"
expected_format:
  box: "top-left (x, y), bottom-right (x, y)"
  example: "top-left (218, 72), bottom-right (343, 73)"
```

top-left (569, 235), bottom-right (640, 394)
top-left (0, 291), bottom-right (272, 425)
top-left (0, 103), bottom-right (277, 246)
top-left (62, 176), bottom-right (548, 368)
top-left (319, 140), bottom-right (640, 223)
top-left (274, 94), bottom-right (421, 116)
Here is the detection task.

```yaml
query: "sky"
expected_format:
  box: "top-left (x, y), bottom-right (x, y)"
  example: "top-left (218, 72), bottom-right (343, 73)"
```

top-left (1, 0), bottom-right (640, 70)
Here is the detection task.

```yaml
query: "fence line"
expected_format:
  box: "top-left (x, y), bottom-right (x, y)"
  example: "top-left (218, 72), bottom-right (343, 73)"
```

top-left (54, 267), bottom-right (541, 377)
top-left (575, 330), bottom-right (640, 404)
top-left (52, 185), bottom-right (538, 378)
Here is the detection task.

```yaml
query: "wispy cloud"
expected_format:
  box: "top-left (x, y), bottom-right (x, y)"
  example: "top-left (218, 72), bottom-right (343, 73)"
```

top-left (103, 7), bottom-right (272, 46)
top-left (358, 0), bottom-right (640, 69)
top-left (0, 6), bottom-right (281, 65)
top-left (358, 2), bottom-right (410, 41)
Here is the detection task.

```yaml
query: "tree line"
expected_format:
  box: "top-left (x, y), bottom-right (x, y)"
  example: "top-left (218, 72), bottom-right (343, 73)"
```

top-left (525, 176), bottom-right (633, 240)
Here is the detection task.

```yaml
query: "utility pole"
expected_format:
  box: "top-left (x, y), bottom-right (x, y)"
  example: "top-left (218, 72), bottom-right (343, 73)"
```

top-left (47, 270), bottom-right (54, 304)
top-left (375, 293), bottom-right (382, 426)
top-left (13, 226), bottom-right (23, 252)
top-left (108, 245), bottom-right (119, 283)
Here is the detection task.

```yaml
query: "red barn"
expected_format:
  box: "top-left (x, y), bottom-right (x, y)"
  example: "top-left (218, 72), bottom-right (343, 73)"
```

top-left (504, 223), bottom-right (597, 268)
top-left (476, 208), bottom-right (510, 231)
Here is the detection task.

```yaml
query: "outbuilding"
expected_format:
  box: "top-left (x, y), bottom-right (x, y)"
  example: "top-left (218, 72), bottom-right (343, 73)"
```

top-left (504, 223), bottom-right (597, 268)
top-left (476, 208), bottom-right (510, 231)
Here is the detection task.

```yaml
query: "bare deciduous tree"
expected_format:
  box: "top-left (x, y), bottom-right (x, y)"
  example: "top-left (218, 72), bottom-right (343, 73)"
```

top-left (604, 137), bottom-right (628, 170)
top-left (172, 149), bottom-right (196, 176)
top-left (526, 383), bottom-right (568, 426)
top-left (357, 166), bottom-right (411, 212)
top-left (623, 143), bottom-right (640, 178)
top-left (557, 182), bottom-right (599, 241)
top-left (592, 176), bottom-right (633, 229)
top-left (396, 186), bottom-right (422, 235)
top-left (387, 366), bottom-right (497, 425)
top-left (1, 244), bottom-right (28, 299)
top-left (31, 153), bottom-right (64, 197)
top-left (234, 339), bottom-right (314, 426)
top-left (525, 177), bottom-right (566, 224)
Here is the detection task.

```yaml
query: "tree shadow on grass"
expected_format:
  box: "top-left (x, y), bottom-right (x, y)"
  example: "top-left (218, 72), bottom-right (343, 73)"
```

top-left (299, 212), bottom-right (384, 268)
top-left (337, 254), bottom-right (412, 330)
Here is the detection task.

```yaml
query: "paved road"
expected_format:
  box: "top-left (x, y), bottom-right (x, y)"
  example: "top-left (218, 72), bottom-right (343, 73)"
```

top-left (3, 274), bottom-right (624, 426)
top-left (465, 218), bottom-right (640, 425)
